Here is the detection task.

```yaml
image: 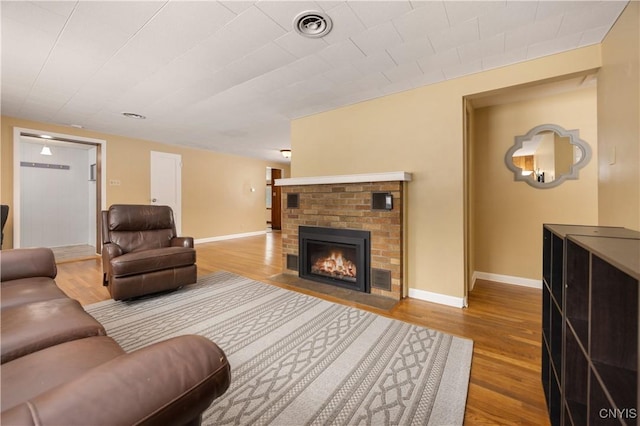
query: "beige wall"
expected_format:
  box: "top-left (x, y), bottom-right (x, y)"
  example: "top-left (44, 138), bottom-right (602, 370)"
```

top-left (473, 87), bottom-right (599, 281)
top-left (1, 116), bottom-right (289, 249)
top-left (291, 46), bottom-right (601, 300)
top-left (598, 2), bottom-right (640, 231)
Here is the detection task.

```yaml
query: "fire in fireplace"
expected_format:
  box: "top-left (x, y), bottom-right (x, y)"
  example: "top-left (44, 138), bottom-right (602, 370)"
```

top-left (309, 243), bottom-right (357, 282)
top-left (299, 226), bottom-right (370, 292)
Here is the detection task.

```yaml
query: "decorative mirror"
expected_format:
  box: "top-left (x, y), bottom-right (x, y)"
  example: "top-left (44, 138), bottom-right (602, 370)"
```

top-left (505, 124), bottom-right (592, 189)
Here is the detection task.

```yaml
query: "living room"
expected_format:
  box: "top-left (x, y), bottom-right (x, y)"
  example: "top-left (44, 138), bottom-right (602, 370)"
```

top-left (1, 1), bottom-right (638, 425)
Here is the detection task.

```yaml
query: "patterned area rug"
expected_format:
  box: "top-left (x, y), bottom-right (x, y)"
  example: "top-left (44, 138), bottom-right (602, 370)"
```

top-left (85, 271), bottom-right (473, 426)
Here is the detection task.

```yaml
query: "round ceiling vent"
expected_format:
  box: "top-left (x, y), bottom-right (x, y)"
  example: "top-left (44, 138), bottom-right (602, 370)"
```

top-left (293, 11), bottom-right (332, 38)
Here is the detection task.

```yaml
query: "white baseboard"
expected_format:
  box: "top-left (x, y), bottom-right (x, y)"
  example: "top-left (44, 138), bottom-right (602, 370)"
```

top-left (408, 288), bottom-right (468, 308)
top-left (195, 230), bottom-right (267, 244)
top-left (473, 271), bottom-right (542, 289)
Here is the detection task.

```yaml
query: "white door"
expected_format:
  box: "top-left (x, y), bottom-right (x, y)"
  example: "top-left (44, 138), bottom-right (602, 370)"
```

top-left (150, 151), bottom-right (182, 236)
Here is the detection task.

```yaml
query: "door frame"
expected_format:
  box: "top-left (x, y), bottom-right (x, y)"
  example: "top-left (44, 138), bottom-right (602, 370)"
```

top-left (12, 127), bottom-right (107, 251)
top-left (150, 151), bottom-right (182, 236)
top-left (271, 168), bottom-right (282, 230)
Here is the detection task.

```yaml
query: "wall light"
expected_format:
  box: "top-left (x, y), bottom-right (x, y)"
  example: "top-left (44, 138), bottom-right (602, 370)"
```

top-left (280, 149), bottom-right (292, 159)
top-left (40, 145), bottom-right (52, 156)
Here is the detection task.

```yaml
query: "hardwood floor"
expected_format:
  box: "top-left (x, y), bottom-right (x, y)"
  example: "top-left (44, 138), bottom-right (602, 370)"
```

top-left (50, 244), bottom-right (98, 263)
top-left (55, 231), bottom-right (550, 425)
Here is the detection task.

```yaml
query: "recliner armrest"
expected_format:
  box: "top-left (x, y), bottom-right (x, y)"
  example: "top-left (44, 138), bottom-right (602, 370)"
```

top-left (101, 242), bottom-right (123, 260)
top-left (0, 248), bottom-right (57, 283)
top-left (0, 335), bottom-right (231, 426)
top-left (101, 243), bottom-right (123, 286)
top-left (171, 237), bottom-right (194, 248)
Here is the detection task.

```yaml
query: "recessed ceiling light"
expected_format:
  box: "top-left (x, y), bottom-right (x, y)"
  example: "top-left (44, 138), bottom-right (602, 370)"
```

top-left (293, 11), bottom-right (332, 38)
top-left (70, 124), bottom-right (84, 129)
top-left (40, 134), bottom-right (53, 139)
top-left (122, 112), bottom-right (146, 119)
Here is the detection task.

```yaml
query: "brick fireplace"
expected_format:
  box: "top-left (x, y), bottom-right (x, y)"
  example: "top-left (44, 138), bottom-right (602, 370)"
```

top-left (275, 172), bottom-right (411, 301)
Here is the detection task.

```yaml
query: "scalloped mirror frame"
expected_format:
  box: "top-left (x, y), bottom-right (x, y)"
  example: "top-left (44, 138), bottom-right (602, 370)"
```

top-left (505, 123), bottom-right (592, 189)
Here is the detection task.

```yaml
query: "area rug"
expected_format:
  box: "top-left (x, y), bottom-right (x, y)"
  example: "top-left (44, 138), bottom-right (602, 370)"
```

top-left (269, 273), bottom-right (399, 311)
top-left (85, 271), bottom-right (473, 426)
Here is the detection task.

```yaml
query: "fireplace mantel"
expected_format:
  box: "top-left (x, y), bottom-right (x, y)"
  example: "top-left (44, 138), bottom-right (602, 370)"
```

top-left (275, 171), bottom-right (412, 187)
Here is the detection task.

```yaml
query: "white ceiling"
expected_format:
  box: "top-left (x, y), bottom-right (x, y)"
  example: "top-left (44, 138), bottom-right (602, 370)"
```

top-left (1, 1), bottom-right (628, 163)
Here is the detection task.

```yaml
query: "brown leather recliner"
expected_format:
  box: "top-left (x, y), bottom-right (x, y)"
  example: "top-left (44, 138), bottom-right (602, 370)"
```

top-left (102, 204), bottom-right (197, 300)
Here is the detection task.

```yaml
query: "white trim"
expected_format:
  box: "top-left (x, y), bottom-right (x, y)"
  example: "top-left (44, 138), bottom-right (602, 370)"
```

top-left (470, 271), bottom-right (478, 291)
top-left (195, 230), bottom-right (267, 244)
top-left (275, 171), bottom-right (412, 186)
top-left (13, 127), bottom-right (107, 248)
top-left (473, 271), bottom-right (543, 289)
top-left (408, 288), bottom-right (468, 308)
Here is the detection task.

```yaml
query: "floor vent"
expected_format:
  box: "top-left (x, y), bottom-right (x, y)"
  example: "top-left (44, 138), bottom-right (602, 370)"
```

top-left (371, 268), bottom-right (392, 291)
top-left (286, 254), bottom-right (299, 271)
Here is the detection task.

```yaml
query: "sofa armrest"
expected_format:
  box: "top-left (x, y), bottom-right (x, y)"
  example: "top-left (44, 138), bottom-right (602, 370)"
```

top-left (171, 237), bottom-right (194, 248)
top-left (0, 335), bottom-right (231, 426)
top-left (0, 248), bottom-right (57, 283)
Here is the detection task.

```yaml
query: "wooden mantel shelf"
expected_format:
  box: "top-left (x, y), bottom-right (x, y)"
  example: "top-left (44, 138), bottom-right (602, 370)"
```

top-left (275, 171), bottom-right (412, 186)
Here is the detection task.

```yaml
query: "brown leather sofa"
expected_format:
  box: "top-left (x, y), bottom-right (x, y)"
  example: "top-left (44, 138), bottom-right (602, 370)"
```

top-left (1, 247), bottom-right (231, 425)
top-left (102, 204), bottom-right (197, 300)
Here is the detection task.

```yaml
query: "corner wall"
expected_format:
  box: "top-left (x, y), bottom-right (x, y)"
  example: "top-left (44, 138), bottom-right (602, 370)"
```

top-left (598, 2), bottom-right (640, 231)
top-left (291, 46), bottom-right (601, 301)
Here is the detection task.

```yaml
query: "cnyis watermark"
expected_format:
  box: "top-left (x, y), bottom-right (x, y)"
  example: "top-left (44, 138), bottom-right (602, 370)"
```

top-left (599, 408), bottom-right (638, 420)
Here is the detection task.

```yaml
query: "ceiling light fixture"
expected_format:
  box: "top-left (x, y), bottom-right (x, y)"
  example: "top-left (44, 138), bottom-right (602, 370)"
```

top-left (280, 149), bottom-right (292, 159)
top-left (122, 112), bottom-right (146, 119)
top-left (293, 11), bottom-right (332, 38)
top-left (39, 134), bottom-right (53, 155)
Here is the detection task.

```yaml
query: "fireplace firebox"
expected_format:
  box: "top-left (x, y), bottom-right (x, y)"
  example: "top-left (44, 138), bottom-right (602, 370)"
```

top-left (298, 226), bottom-right (370, 293)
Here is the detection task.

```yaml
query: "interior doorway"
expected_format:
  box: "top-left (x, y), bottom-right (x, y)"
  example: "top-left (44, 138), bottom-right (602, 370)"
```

top-left (270, 168), bottom-right (282, 230)
top-left (150, 151), bottom-right (182, 236)
top-left (266, 167), bottom-right (282, 231)
top-left (13, 127), bottom-right (107, 261)
top-left (463, 72), bottom-right (598, 296)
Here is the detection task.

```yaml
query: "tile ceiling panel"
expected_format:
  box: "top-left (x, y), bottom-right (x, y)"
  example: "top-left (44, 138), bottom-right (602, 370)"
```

top-left (317, 39), bottom-right (366, 67)
top-left (2, 1), bottom-right (70, 36)
top-left (392, 4), bottom-right (449, 40)
top-left (350, 22), bottom-right (404, 56)
top-left (347, 1), bottom-right (412, 28)
top-left (319, 3), bottom-right (366, 44)
top-left (275, 31), bottom-right (328, 58)
top-left (387, 37), bottom-right (434, 65)
top-left (0, 0), bottom-right (629, 162)
top-left (256, 0), bottom-right (327, 29)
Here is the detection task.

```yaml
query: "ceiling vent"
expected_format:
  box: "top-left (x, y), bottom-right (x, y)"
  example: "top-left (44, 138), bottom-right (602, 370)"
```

top-left (293, 11), bottom-right (332, 38)
top-left (122, 112), bottom-right (146, 119)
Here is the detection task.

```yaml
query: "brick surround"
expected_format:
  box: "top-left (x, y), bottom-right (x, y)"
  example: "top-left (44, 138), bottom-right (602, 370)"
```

top-left (280, 181), bottom-right (404, 300)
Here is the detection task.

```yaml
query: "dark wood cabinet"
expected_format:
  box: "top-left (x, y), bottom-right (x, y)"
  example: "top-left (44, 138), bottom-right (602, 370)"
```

top-left (542, 224), bottom-right (640, 426)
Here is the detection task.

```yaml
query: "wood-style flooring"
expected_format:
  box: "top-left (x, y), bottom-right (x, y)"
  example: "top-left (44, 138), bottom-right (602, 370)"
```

top-left (55, 231), bottom-right (550, 425)
top-left (50, 244), bottom-right (98, 263)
